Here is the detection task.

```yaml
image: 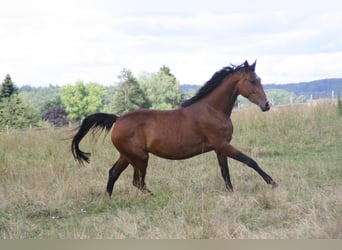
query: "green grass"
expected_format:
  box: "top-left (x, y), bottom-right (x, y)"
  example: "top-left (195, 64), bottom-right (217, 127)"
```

top-left (0, 101), bottom-right (341, 238)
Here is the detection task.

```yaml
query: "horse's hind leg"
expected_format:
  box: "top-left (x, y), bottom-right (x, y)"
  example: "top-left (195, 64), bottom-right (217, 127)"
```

top-left (132, 167), bottom-right (153, 195)
top-left (130, 156), bottom-right (154, 195)
top-left (106, 156), bottom-right (129, 198)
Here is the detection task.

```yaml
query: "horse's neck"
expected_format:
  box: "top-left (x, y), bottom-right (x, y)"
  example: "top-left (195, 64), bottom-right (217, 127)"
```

top-left (201, 76), bottom-right (239, 116)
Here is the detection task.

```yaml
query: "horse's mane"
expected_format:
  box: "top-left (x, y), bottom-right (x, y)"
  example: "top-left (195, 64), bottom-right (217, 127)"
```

top-left (181, 63), bottom-right (247, 107)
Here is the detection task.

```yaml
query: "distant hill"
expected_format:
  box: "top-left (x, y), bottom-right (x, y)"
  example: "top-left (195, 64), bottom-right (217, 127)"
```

top-left (264, 78), bottom-right (342, 99)
top-left (181, 78), bottom-right (342, 99)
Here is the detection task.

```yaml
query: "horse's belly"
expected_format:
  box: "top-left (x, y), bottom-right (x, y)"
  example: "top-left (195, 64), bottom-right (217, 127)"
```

top-left (148, 139), bottom-right (212, 160)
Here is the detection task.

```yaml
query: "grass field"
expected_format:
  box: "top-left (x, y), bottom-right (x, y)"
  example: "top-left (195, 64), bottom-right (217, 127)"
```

top-left (0, 101), bottom-right (341, 239)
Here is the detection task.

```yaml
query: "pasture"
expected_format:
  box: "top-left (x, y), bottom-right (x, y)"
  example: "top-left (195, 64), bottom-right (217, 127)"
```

top-left (0, 102), bottom-right (341, 239)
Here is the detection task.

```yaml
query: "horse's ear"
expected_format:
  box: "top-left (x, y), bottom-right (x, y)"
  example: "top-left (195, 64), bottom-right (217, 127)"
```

top-left (244, 60), bottom-right (249, 69)
top-left (250, 60), bottom-right (257, 71)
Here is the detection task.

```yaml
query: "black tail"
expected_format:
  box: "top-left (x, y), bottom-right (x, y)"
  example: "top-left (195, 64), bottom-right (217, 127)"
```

top-left (71, 113), bottom-right (118, 164)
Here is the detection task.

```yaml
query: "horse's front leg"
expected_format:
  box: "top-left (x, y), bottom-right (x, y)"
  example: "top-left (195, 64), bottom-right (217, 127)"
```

top-left (225, 144), bottom-right (278, 189)
top-left (216, 153), bottom-right (234, 192)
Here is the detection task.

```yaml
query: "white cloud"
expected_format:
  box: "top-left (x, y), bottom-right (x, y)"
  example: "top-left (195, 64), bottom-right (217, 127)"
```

top-left (1, 0), bottom-right (342, 86)
top-left (257, 52), bottom-right (342, 84)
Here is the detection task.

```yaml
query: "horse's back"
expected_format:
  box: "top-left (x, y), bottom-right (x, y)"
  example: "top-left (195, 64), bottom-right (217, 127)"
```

top-left (111, 108), bottom-right (209, 159)
top-left (111, 108), bottom-right (183, 147)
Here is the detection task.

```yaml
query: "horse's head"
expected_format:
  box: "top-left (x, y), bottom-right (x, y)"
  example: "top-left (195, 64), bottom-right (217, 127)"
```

top-left (236, 60), bottom-right (270, 112)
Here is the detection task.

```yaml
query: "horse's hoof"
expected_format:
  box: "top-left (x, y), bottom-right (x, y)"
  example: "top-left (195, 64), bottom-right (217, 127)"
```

top-left (271, 182), bottom-right (278, 189)
top-left (146, 189), bottom-right (154, 197)
top-left (106, 191), bottom-right (112, 200)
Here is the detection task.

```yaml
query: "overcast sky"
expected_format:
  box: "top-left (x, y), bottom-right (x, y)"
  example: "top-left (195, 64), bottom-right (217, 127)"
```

top-left (1, 0), bottom-right (342, 86)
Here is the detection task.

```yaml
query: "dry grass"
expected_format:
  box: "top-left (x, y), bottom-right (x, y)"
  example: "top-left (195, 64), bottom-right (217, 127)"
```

top-left (0, 102), bottom-right (341, 238)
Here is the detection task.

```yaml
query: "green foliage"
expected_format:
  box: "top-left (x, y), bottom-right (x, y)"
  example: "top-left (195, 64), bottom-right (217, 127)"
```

top-left (40, 96), bottom-right (62, 114)
top-left (60, 81), bottom-right (106, 121)
top-left (102, 86), bottom-right (116, 113)
top-left (19, 85), bottom-right (61, 112)
top-left (112, 68), bottom-right (150, 115)
top-left (0, 74), bottom-right (18, 100)
top-left (0, 75), bottom-right (40, 129)
top-left (139, 66), bottom-right (183, 109)
top-left (0, 94), bottom-right (39, 129)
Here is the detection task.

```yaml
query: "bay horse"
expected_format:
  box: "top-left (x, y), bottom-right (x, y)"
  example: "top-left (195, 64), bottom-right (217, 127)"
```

top-left (71, 60), bottom-right (278, 198)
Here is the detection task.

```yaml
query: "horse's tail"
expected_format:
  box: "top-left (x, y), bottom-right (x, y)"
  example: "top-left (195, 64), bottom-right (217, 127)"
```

top-left (71, 113), bottom-right (118, 164)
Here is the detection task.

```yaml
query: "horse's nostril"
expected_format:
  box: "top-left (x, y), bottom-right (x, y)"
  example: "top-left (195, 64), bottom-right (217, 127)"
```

top-left (262, 101), bottom-right (271, 111)
top-left (265, 101), bottom-right (270, 108)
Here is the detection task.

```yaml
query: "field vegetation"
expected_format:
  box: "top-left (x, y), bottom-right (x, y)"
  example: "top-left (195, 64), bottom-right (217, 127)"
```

top-left (0, 102), bottom-right (341, 238)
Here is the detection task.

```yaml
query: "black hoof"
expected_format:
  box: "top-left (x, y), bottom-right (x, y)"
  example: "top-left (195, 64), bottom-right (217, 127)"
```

top-left (226, 185), bottom-right (234, 192)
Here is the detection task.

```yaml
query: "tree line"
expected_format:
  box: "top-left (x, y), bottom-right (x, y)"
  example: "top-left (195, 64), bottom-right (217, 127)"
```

top-left (0, 66), bottom-right (185, 129)
top-left (1, 65), bottom-right (318, 130)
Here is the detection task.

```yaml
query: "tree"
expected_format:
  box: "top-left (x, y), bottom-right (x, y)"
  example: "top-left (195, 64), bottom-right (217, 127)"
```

top-left (60, 81), bottom-right (106, 121)
top-left (112, 68), bottom-right (150, 115)
top-left (0, 94), bottom-right (39, 129)
top-left (86, 82), bottom-right (107, 114)
top-left (40, 96), bottom-right (62, 114)
top-left (0, 74), bottom-right (18, 100)
top-left (42, 106), bottom-right (69, 127)
top-left (139, 66), bottom-right (183, 110)
top-left (19, 84), bottom-right (61, 112)
top-left (0, 75), bottom-right (40, 129)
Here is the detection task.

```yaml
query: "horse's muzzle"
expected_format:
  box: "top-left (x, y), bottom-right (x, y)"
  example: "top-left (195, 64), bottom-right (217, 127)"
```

top-left (260, 101), bottom-right (271, 112)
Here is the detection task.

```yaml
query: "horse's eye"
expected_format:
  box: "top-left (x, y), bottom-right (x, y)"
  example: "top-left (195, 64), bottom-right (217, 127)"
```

top-left (250, 80), bottom-right (257, 85)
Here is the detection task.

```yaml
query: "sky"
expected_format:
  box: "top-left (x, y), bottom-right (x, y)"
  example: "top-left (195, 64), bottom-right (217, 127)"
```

top-left (1, 0), bottom-right (342, 87)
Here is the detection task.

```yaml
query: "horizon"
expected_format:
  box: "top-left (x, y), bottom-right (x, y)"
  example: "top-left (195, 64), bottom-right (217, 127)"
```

top-left (1, 0), bottom-right (342, 87)
top-left (10, 76), bottom-right (342, 89)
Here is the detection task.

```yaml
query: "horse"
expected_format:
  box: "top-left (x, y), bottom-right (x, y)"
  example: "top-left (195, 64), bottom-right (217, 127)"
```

top-left (71, 60), bottom-right (278, 198)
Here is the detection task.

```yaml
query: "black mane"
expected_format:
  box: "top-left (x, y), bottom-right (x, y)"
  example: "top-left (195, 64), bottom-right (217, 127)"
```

top-left (181, 63), bottom-right (247, 107)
